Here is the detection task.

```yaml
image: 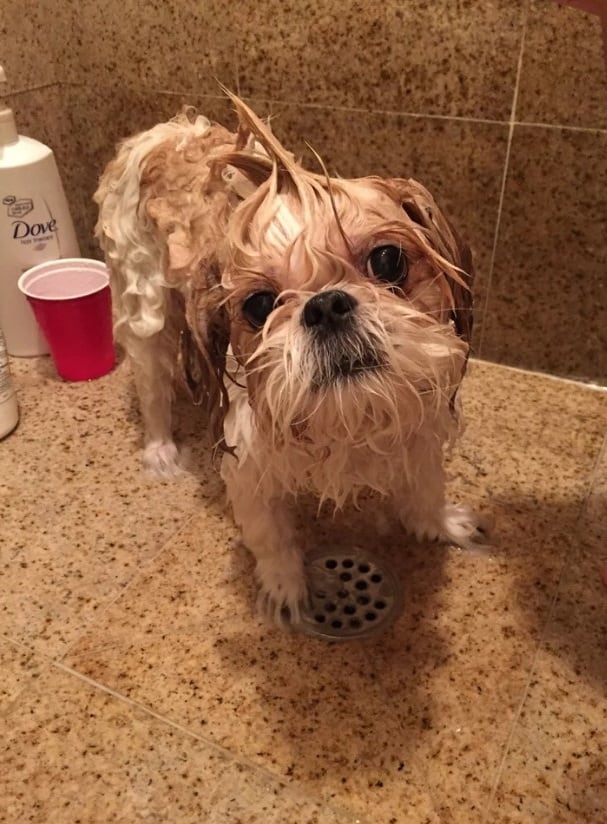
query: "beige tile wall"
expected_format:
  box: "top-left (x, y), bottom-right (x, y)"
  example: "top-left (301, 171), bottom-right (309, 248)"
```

top-left (1, 0), bottom-right (605, 382)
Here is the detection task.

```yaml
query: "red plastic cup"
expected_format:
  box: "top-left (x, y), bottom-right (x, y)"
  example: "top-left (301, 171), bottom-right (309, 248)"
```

top-left (18, 258), bottom-right (114, 382)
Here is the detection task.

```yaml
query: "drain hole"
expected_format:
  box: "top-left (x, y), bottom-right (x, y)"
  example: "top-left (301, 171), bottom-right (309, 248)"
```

top-left (325, 602), bottom-right (337, 613)
top-left (365, 612), bottom-right (377, 622)
top-left (357, 595), bottom-right (371, 606)
top-left (331, 620), bottom-right (343, 629)
top-left (355, 580), bottom-right (368, 591)
top-left (375, 600), bottom-right (386, 610)
top-left (340, 572), bottom-right (352, 582)
top-left (358, 563), bottom-right (370, 573)
top-left (342, 559), bottom-right (354, 568)
top-left (344, 605), bottom-right (356, 615)
top-left (325, 559), bottom-right (338, 569)
top-left (370, 573), bottom-right (382, 583)
top-left (350, 619), bottom-right (362, 629)
top-left (315, 614), bottom-right (326, 623)
top-left (337, 589), bottom-right (348, 599)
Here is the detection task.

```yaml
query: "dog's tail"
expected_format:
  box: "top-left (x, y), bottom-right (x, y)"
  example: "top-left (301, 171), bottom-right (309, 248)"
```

top-left (94, 111), bottom-right (213, 340)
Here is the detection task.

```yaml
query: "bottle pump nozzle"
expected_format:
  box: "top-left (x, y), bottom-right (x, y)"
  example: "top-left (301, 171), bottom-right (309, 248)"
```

top-left (0, 66), bottom-right (19, 147)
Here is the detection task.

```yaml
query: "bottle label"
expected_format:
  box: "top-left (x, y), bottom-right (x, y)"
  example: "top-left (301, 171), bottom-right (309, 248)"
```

top-left (0, 332), bottom-right (16, 404)
top-left (1, 193), bottom-right (60, 264)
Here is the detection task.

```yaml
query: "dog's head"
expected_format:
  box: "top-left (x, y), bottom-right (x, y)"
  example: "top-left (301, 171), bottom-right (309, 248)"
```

top-left (190, 96), bottom-right (473, 472)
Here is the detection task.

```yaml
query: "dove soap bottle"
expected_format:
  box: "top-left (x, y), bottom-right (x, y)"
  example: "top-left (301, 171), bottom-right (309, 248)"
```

top-left (0, 65), bottom-right (80, 355)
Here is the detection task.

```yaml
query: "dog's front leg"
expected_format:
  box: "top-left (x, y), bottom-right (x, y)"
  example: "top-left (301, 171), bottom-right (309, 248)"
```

top-left (395, 437), bottom-right (492, 549)
top-left (222, 457), bottom-right (307, 624)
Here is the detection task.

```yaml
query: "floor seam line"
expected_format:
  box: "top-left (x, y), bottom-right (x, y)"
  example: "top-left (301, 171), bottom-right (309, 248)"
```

top-left (51, 661), bottom-right (368, 823)
top-left (57, 508), bottom-right (200, 662)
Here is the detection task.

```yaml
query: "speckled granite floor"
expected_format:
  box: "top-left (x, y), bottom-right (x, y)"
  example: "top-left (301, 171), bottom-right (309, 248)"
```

top-left (1, 356), bottom-right (606, 824)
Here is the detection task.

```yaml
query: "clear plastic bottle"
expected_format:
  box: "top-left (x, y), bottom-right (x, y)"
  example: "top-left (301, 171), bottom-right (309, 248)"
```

top-left (0, 327), bottom-right (19, 438)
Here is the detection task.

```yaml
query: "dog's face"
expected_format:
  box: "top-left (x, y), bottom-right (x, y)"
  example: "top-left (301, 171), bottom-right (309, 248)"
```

top-left (222, 172), bottom-right (470, 444)
top-left (189, 98), bottom-right (473, 475)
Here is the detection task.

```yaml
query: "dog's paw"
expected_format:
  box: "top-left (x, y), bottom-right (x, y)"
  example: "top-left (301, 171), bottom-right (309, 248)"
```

top-left (402, 516), bottom-right (441, 543)
top-left (402, 503), bottom-right (493, 549)
top-left (143, 440), bottom-right (183, 478)
top-left (441, 503), bottom-right (494, 549)
top-left (255, 558), bottom-right (308, 626)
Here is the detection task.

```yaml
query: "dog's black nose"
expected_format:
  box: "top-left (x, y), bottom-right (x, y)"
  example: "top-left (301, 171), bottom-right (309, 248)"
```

top-left (302, 290), bottom-right (358, 330)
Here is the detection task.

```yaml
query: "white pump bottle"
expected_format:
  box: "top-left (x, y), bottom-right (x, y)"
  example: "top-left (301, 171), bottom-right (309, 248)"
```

top-left (0, 65), bottom-right (81, 355)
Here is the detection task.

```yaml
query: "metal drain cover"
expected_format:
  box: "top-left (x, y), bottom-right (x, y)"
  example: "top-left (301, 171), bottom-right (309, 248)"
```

top-left (295, 549), bottom-right (402, 641)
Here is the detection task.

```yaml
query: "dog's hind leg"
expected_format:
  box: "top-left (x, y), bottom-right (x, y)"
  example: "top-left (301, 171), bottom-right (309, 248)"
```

top-left (118, 293), bottom-right (184, 477)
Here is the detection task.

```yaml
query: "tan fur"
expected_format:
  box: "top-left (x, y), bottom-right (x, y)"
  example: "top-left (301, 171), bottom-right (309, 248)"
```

top-left (95, 92), bottom-right (489, 623)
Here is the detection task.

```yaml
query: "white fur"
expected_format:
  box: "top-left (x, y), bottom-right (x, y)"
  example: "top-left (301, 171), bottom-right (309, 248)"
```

top-left (95, 114), bottom-right (266, 469)
top-left (98, 115), bottom-right (213, 339)
top-left (95, 116), bottom-right (214, 467)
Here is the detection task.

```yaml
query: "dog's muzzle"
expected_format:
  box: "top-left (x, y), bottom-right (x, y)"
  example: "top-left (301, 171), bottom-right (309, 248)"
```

top-left (303, 290), bottom-right (383, 385)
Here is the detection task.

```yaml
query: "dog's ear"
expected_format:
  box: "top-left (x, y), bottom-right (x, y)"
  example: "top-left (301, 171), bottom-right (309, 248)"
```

top-left (396, 178), bottom-right (475, 414)
top-left (448, 234), bottom-right (474, 347)
top-left (398, 178), bottom-right (474, 347)
top-left (183, 262), bottom-right (232, 452)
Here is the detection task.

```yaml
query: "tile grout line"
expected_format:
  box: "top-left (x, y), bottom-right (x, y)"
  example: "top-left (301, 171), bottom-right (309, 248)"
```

top-left (470, 357), bottom-right (607, 393)
top-left (238, 96), bottom-right (509, 127)
top-left (52, 660), bottom-right (256, 755)
top-left (55, 81), bottom-right (607, 134)
top-left (50, 661), bottom-right (369, 824)
top-left (482, 431), bottom-right (607, 823)
top-left (0, 81), bottom-right (60, 98)
top-left (56, 506), bottom-right (201, 662)
top-left (477, 2), bottom-right (529, 357)
top-left (515, 119), bottom-right (607, 135)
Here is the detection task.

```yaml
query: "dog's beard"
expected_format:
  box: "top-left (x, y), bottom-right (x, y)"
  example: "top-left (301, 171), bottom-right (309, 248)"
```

top-left (239, 287), bottom-right (467, 507)
top-left (307, 325), bottom-right (384, 389)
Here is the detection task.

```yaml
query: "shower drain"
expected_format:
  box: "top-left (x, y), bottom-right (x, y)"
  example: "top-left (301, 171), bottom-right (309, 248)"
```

top-left (295, 549), bottom-right (402, 640)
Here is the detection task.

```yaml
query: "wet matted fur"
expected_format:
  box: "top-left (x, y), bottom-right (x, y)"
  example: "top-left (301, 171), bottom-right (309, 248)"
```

top-left (95, 92), bottom-right (490, 623)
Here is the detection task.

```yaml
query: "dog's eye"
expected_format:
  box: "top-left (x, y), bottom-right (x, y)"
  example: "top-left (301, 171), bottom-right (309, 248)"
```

top-left (366, 245), bottom-right (407, 284)
top-left (242, 291), bottom-right (277, 328)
